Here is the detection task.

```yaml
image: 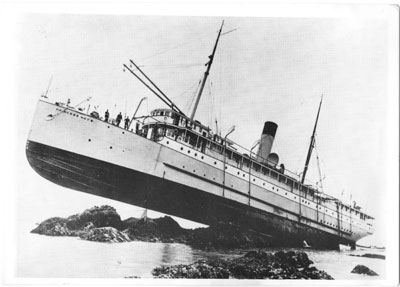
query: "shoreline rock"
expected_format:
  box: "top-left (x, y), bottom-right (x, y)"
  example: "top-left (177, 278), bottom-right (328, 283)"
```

top-left (151, 250), bottom-right (334, 279)
top-left (31, 205), bottom-right (274, 248)
top-left (349, 253), bottom-right (385, 260)
top-left (351, 265), bottom-right (378, 276)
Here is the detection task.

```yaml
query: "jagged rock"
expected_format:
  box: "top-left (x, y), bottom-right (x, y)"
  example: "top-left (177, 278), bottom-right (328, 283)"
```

top-left (31, 206), bottom-right (278, 249)
top-left (349, 253), bottom-right (385, 260)
top-left (79, 227), bottom-right (130, 243)
top-left (188, 222), bottom-right (272, 250)
top-left (65, 205), bottom-right (124, 230)
top-left (351, 265), bottom-right (378, 276)
top-left (123, 216), bottom-right (189, 243)
top-left (31, 205), bottom-right (124, 237)
top-left (31, 217), bottom-right (72, 236)
top-left (152, 250), bottom-right (333, 279)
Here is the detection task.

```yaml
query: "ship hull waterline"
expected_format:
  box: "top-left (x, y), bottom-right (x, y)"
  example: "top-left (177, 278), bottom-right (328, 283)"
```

top-left (26, 139), bottom-right (355, 249)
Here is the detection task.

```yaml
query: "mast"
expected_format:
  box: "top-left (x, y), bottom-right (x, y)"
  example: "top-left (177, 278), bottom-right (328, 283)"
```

top-left (190, 20), bottom-right (224, 120)
top-left (301, 96), bottom-right (323, 184)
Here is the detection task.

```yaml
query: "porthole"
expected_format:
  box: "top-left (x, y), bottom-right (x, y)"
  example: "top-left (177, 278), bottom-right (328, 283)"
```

top-left (285, 192), bottom-right (287, 195)
top-left (193, 170), bottom-right (196, 173)
top-left (243, 174), bottom-right (245, 177)
top-left (122, 131), bottom-right (125, 134)
top-left (272, 187), bottom-right (274, 190)
top-left (195, 153), bottom-right (197, 156)
top-left (188, 150), bottom-right (190, 154)
top-left (108, 126), bottom-right (110, 128)
top-left (204, 174), bottom-right (206, 177)
top-left (180, 147), bottom-right (183, 151)
top-left (294, 196), bottom-right (296, 199)
top-left (253, 179), bottom-right (255, 182)
top-left (213, 178), bottom-right (215, 180)
top-left (88, 139), bottom-right (91, 142)
top-left (263, 183), bottom-right (265, 186)
top-left (225, 166), bottom-right (228, 169)
top-left (214, 162), bottom-right (217, 165)
top-left (109, 146), bottom-right (112, 149)
top-left (91, 120), bottom-right (93, 122)
top-left (201, 156), bottom-right (204, 159)
top-left (167, 141), bottom-right (169, 144)
top-left (237, 172), bottom-right (240, 175)
top-left (183, 166), bottom-right (185, 168)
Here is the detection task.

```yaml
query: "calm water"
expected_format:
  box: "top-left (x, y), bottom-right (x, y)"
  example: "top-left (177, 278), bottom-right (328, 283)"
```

top-left (17, 233), bottom-right (386, 279)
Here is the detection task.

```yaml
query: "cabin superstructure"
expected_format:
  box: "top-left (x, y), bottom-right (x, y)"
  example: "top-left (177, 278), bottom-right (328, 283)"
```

top-left (136, 107), bottom-right (374, 239)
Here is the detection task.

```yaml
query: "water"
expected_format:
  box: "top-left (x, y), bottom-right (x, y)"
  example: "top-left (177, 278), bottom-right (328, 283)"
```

top-left (17, 233), bottom-right (386, 279)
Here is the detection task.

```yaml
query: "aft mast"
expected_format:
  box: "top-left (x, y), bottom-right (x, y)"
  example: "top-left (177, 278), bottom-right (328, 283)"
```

top-left (301, 96), bottom-right (323, 184)
top-left (189, 21), bottom-right (224, 120)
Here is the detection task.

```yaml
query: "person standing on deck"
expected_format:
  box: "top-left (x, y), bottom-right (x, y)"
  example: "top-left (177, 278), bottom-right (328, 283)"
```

top-left (116, 112), bottom-right (122, 126)
top-left (124, 116), bottom-right (130, 130)
top-left (104, 110), bottom-right (109, 122)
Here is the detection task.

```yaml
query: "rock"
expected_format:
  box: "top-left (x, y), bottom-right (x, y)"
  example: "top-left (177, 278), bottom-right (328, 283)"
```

top-left (152, 250), bottom-right (333, 279)
top-left (31, 205), bottom-right (124, 237)
top-left (31, 217), bottom-right (72, 236)
top-left (188, 222), bottom-right (272, 250)
top-left (31, 206), bottom-right (279, 249)
top-left (123, 216), bottom-right (189, 243)
top-left (351, 265), bottom-right (379, 276)
top-left (79, 227), bottom-right (130, 243)
top-left (349, 253), bottom-right (385, 260)
top-left (66, 205), bottom-right (124, 230)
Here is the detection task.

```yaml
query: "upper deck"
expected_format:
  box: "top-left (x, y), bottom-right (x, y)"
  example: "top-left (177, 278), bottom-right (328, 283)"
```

top-left (140, 108), bottom-right (374, 224)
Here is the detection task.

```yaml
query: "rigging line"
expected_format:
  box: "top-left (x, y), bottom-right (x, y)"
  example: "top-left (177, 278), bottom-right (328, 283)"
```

top-left (129, 59), bottom-right (186, 116)
top-left (221, 28), bottom-right (238, 36)
top-left (170, 81), bottom-right (199, 100)
top-left (314, 138), bottom-right (325, 193)
top-left (139, 36), bottom-right (209, 61)
top-left (134, 63), bottom-right (204, 68)
top-left (123, 64), bottom-right (172, 110)
top-left (186, 78), bottom-right (202, 113)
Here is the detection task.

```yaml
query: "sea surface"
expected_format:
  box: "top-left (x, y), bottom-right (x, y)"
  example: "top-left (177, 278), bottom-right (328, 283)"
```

top-left (17, 233), bottom-right (386, 279)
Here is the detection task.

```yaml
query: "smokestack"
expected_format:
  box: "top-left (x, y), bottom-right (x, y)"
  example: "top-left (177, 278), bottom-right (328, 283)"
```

top-left (256, 121), bottom-right (278, 164)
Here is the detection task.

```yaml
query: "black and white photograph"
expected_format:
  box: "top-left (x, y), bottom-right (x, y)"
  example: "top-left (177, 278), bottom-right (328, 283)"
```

top-left (1, 2), bottom-right (399, 285)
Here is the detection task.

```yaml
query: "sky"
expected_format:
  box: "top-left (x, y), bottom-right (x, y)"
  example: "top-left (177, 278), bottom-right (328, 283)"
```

top-left (9, 9), bottom-right (398, 250)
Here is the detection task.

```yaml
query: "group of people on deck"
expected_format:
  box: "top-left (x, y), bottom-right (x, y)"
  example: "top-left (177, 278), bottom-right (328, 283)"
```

top-left (104, 110), bottom-right (131, 130)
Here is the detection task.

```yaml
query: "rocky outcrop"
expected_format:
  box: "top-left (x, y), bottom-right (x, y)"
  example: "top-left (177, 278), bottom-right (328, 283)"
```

top-left (187, 222), bottom-right (272, 250)
top-left (351, 265), bottom-right (378, 276)
top-left (31, 205), bottom-right (124, 238)
top-left (79, 227), bottom-right (130, 243)
top-left (31, 217), bottom-right (72, 236)
top-left (123, 216), bottom-right (189, 243)
top-left (152, 250), bottom-right (334, 279)
top-left (31, 206), bottom-right (274, 248)
top-left (349, 253), bottom-right (385, 260)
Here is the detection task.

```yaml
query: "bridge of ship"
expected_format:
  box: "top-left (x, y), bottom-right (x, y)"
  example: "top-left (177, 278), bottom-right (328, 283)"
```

top-left (135, 108), bottom-right (373, 226)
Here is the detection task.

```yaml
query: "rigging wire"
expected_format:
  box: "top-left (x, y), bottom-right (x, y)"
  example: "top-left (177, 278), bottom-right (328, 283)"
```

top-left (139, 36), bottom-right (209, 62)
top-left (314, 138), bottom-right (325, 193)
top-left (185, 78), bottom-right (202, 113)
top-left (170, 81), bottom-right (199, 101)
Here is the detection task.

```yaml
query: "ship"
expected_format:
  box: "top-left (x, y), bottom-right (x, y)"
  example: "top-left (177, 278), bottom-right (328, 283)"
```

top-left (26, 21), bottom-right (374, 249)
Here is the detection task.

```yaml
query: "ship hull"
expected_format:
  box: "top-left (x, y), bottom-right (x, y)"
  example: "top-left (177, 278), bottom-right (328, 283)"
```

top-left (26, 139), bottom-right (355, 249)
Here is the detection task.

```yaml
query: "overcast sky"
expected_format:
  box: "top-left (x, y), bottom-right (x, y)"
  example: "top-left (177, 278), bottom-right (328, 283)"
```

top-left (13, 9), bottom-right (398, 247)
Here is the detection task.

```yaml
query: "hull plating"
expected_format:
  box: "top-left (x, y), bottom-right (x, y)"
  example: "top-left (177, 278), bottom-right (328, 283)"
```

top-left (26, 139), bottom-right (355, 249)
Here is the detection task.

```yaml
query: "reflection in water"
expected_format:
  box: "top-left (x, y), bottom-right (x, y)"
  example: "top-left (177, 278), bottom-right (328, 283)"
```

top-left (161, 243), bottom-right (194, 265)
